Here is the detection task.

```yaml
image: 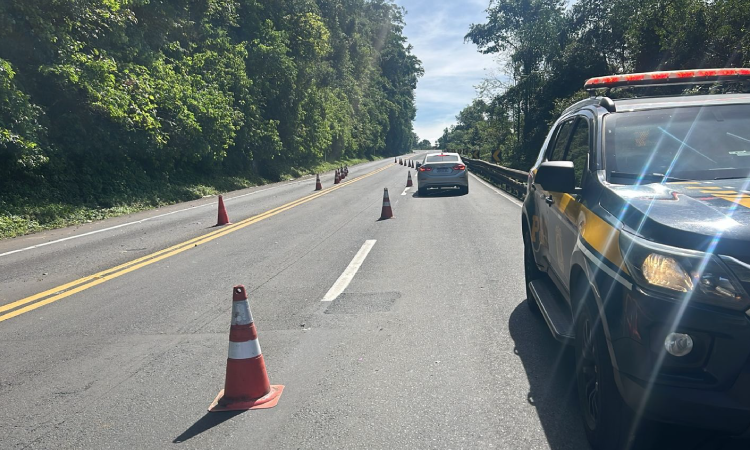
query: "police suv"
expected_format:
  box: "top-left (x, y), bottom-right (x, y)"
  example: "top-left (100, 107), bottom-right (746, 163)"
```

top-left (522, 69), bottom-right (750, 450)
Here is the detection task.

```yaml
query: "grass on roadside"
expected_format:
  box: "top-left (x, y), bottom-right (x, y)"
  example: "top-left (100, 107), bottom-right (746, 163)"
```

top-left (0, 156), bottom-right (380, 240)
top-left (278, 157), bottom-right (375, 180)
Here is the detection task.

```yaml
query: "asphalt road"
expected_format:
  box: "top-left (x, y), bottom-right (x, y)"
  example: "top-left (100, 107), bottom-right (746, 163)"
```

top-left (0, 155), bottom-right (747, 449)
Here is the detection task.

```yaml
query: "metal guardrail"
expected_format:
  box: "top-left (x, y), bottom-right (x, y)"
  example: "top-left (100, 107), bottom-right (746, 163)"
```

top-left (464, 159), bottom-right (529, 200)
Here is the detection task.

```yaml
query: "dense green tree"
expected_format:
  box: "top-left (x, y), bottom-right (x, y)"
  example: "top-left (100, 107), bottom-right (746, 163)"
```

top-left (449, 0), bottom-right (750, 170)
top-left (415, 139), bottom-right (431, 150)
top-left (0, 0), bottom-right (422, 203)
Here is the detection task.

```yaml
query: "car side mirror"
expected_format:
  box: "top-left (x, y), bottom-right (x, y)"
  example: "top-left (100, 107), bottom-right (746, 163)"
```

top-left (535, 161), bottom-right (575, 193)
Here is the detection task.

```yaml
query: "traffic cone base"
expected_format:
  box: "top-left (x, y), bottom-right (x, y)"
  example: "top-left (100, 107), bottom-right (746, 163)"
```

top-left (209, 385), bottom-right (285, 411)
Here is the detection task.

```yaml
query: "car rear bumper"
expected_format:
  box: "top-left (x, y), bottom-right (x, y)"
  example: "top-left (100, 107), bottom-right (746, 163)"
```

top-left (417, 173), bottom-right (468, 189)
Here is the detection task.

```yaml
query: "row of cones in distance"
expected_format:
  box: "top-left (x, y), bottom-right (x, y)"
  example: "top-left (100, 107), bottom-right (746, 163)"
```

top-left (315, 165), bottom-right (348, 191)
top-left (395, 157), bottom-right (416, 169)
top-left (385, 155), bottom-right (417, 220)
top-left (217, 165), bottom-right (349, 226)
top-left (216, 161), bottom-right (415, 227)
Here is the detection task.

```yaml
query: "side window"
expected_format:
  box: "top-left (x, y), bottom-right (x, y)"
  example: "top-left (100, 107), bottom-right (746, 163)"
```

top-left (547, 119), bottom-right (574, 161)
top-left (565, 118), bottom-right (591, 187)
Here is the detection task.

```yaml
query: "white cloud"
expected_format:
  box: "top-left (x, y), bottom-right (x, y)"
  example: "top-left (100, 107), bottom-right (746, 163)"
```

top-left (396, 0), bottom-right (499, 142)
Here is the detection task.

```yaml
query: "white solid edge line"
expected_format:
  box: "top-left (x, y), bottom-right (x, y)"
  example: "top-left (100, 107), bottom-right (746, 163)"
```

top-left (321, 240), bottom-right (377, 302)
top-left (0, 177), bottom-right (312, 258)
top-left (469, 173), bottom-right (523, 207)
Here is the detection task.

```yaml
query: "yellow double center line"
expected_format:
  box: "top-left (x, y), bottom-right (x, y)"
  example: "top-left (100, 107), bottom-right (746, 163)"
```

top-left (0, 164), bottom-right (392, 323)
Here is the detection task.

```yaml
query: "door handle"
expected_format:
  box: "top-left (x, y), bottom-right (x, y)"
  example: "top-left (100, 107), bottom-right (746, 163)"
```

top-left (545, 195), bottom-right (554, 206)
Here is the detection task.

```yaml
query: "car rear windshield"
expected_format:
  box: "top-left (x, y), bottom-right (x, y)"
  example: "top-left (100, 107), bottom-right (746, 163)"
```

top-left (603, 105), bottom-right (750, 183)
top-left (425, 155), bottom-right (459, 163)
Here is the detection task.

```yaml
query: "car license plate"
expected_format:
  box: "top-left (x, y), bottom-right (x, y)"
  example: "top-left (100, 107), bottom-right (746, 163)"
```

top-left (437, 168), bottom-right (450, 173)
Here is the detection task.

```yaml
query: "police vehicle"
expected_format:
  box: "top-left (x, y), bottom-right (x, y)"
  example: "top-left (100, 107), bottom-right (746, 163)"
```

top-left (521, 68), bottom-right (750, 449)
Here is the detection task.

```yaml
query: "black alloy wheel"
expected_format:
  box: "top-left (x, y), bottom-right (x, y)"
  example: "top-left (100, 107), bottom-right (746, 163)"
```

top-left (580, 314), bottom-right (600, 430)
top-left (575, 290), bottom-right (650, 450)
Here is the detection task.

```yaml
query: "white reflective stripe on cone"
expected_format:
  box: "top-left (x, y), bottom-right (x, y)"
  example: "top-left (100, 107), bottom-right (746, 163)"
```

top-left (383, 202), bottom-right (390, 206)
top-left (231, 301), bottom-right (254, 326)
top-left (228, 339), bottom-right (262, 359)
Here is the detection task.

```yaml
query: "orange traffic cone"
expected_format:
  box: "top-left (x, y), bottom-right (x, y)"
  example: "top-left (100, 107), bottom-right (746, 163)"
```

top-left (406, 171), bottom-right (413, 187)
top-left (394, 157), bottom-right (397, 163)
top-left (380, 188), bottom-right (393, 220)
top-left (209, 286), bottom-right (284, 411)
top-left (216, 195), bottom-right (231, 226)
top-left (334, 170), bottom-right (340, 184)
top-left (345, 166), bottom-right (349, 177)
top-left (340, 166), bottom-right (345, 180)
top-left (399, 158), bottom-right (403, 165)
top-left (315, 174), bottom-right (322, 191)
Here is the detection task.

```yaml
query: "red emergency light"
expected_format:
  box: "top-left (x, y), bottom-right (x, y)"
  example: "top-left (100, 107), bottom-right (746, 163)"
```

top-left (584, 68), bottom-right (750, 90)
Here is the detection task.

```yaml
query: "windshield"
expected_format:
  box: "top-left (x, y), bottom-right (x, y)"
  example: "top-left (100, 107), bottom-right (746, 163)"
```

top-left (604, 105), bottom-right (750, 183)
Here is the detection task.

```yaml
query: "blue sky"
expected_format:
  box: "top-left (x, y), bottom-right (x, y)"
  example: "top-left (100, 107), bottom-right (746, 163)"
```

top-left (395, 0), bottom-right (499, 144)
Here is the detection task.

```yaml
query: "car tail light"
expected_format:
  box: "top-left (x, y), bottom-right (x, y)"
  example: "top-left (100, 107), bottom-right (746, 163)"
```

top-left (419, 166), bottom-right (431, 172)
top-left (453, 164), bottom-right (466, 170)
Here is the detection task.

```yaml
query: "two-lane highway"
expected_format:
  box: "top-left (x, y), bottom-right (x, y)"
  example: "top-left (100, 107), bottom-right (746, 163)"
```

top-left (0, 156), bottom-right (741, 449)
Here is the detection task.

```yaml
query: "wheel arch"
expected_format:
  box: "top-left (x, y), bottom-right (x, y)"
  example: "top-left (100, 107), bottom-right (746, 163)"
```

top-left (570, 246), bottom-right (622, 372)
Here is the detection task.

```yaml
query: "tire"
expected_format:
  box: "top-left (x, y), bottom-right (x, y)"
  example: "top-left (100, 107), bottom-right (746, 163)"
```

top-left (418, 186), bottom-right (427, 196)
top-left (523, 230), bottom-right (542, 316)
top-left (575, 289), bottom-right (651, 450)
top-left (461, 185), bottom-right (469, 195)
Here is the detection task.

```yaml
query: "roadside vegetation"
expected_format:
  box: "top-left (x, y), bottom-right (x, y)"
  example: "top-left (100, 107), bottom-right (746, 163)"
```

top-left (0, 156), bottom-right (375, 239)
top-left (437, 0), bottom-right (750, 170)
top-left (0, 0), bottom-right (421, 239)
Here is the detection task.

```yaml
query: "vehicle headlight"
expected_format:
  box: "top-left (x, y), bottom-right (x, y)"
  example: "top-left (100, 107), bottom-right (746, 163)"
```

top-left (641, 253), bottom-right (693, 292)
top-left (619, 230), bottom-right (750, 311)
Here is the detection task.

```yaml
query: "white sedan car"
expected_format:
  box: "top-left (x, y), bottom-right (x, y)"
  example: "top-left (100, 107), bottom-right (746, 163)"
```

top-left (416, 152), bottom-right (469, 195)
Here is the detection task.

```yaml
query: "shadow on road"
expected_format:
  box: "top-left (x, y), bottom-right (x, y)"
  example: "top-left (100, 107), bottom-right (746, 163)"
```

top-left (508, 300), bottom-right (588, 450)
top-left (509, 301), bottom-right (750, 450)
top-left (173, 411), bottom-right (243, 443)
top-left (411, 188), bottom-right (466, 198)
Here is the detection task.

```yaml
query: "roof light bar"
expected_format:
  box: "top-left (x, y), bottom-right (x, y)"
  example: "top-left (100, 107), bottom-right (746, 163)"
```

top-left (584, 68), bottom-right (750, 90)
